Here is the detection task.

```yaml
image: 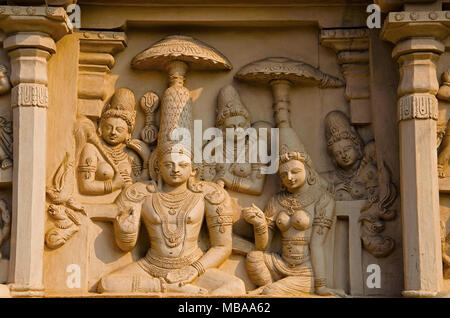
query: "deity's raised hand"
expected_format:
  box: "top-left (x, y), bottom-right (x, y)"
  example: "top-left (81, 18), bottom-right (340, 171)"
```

top-left (242, 204), bottom-right (265, 227)
top-left (116, 207), bottom-right (138, 234)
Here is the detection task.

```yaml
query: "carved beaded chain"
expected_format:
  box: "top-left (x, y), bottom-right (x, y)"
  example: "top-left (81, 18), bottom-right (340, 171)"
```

top-left (277, 186), bottom-right (321, 215)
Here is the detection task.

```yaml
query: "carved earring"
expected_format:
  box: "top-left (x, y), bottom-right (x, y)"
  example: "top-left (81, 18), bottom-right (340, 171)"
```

top-left (306, 168), bottom-right (316, 185)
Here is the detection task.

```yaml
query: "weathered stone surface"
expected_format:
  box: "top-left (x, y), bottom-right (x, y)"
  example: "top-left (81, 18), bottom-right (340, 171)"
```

top-left (0, 0), bottom-right (445, 299)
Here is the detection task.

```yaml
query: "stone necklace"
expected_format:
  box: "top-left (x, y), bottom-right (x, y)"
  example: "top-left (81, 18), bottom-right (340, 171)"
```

top-left (152, 190), bottom-right (200, 248)
top-left (98, 141), bottom-right (132, 183)
top-left (277, 186), bottom-right (321, 215)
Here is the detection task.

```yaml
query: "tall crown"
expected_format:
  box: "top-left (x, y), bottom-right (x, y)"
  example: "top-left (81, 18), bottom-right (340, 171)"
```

top-left (325, 111), bottom-right (363, 149)
top-left (102, 88), bottom-right (137, 132)
top-left (216, 85), bottom-right (250, 127)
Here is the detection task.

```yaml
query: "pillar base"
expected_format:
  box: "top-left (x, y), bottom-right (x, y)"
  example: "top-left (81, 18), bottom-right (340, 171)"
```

top-left (402, 290), bottom-right (438, 298)
top-left (8, 284), bottom-right (44, 298)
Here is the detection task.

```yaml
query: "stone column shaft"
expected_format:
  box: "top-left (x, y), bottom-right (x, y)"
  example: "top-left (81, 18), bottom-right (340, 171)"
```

top-left (381, 11), bottom-right (449, 297)
top-left (0, 6), bottom-right (71, 297)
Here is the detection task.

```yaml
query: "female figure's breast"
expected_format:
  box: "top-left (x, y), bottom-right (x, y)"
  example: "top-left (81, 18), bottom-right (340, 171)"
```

top-left (96, 161), bottom-right (114, 181)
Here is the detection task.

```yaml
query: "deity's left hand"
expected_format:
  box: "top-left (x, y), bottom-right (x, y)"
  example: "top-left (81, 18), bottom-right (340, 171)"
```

top-left (166, 266), bottom-right (198, 285)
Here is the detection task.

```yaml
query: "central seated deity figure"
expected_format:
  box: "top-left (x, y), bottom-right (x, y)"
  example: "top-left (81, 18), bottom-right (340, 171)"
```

top-left (98, 141), bottom-right (246, 295)
top-left (98, 64), bottom-right (245, 294)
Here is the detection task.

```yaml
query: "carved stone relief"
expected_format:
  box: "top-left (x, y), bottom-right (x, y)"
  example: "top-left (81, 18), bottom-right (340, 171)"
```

top-left (0, 65), bottom-right (12, 186)
top-left (437, 71), bottom-right (450, 179)
top-left (91, 36), bottom-right (248, 295)
top-left (0, 199), bottom-right (10, 260)
top-left (0, 0), bottom-right (426, 297)
top-left (233, 57), bottom-right (345, 296)
top-left (201, 84), bottom-right (268, 195)
top-left (324, 111), bottom-right (397, 258)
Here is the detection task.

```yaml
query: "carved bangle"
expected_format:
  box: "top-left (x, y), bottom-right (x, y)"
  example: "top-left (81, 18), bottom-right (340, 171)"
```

top-left (191, 261), bottom-right (206, 276)
top-left (118, 232), bottom-right (136, 243)
top-left (231, 177), bottom-right (241, 192)
top-left (314, 277), bottom-right (327, 288)
top-left (104, 180), bottom-right (113, 194)
top-left (255, 224), bottom-right (267, 235)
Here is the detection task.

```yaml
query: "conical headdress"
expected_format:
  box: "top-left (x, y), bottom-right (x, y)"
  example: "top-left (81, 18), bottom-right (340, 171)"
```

top-left (325, 111), bottom-right (363, 150)
top-left (216, 85), bottom-right (250, 128)
top-left (101, 88), bottom-right (136, 132)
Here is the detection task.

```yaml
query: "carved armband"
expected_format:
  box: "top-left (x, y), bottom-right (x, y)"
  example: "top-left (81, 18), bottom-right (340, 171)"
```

top-left (78, 163), bottom-right (96, 180)
top-left (313, 194), bottom-right (334, 235)
top-left (208, 205), bottom-right (233, 233)
top-left (312, 215), bottom-right (333, 233)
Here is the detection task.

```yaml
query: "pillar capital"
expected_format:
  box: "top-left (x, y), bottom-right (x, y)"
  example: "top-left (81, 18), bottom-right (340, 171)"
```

top-left (375, 0), bottom-right (443, 13)
top-left (76, 31), bottom-right (127, 118)
top-left (0, 6), bottom-right (71, 42)
top-left (320, 28), bottom-right (372, 125)
top-left (381, 10), bottom-right (449, 45)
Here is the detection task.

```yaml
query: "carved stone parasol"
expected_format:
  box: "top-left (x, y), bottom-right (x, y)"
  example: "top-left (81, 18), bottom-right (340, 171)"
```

top-left (235, 57), bottom-right (344, 128)
top-left (132, 35), bottom-right (232, 149)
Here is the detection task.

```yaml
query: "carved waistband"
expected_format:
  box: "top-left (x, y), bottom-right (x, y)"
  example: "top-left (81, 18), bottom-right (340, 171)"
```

top-left (282, 238), bottom-right (310, 246)
top-left (145, 248), bottom-right (204, 270)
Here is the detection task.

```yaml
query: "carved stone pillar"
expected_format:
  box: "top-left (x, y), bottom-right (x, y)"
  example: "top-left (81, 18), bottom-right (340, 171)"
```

top-left (381, 11), bottom-right (449, 297)
top-left (0, 6), bottom-right (71, 297)
top-left (76, 31), bottom-right (127, 119)
top-left (320, 28), bottom-right (372, 125)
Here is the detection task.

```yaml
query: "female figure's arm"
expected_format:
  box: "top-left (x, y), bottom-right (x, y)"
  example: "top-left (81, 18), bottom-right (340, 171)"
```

top-left (243, 198), bottom-right (277, 251)
top-left (310, 193), bottom-right (345, 297)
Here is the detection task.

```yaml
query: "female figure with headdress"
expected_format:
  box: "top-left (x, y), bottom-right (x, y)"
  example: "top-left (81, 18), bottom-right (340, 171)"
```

top-left (324, 111), bottom-right (396, 258)
top-left (202, 85), bottom-right (267, 195)
top-left (324, 110), bottom-right (379, 201)
top-left (77, 88), bottom-right (145, 196)
top-left (242, 125), bottom-right (344, 296)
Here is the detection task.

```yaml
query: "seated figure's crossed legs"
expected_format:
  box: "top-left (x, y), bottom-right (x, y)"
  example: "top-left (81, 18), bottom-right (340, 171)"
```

top-left (246, 250), bottom-right (314, 296)
top-left (98, 261), bottom-right (246, 295)
top-left (98, 262), bottom-right (207, 294)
